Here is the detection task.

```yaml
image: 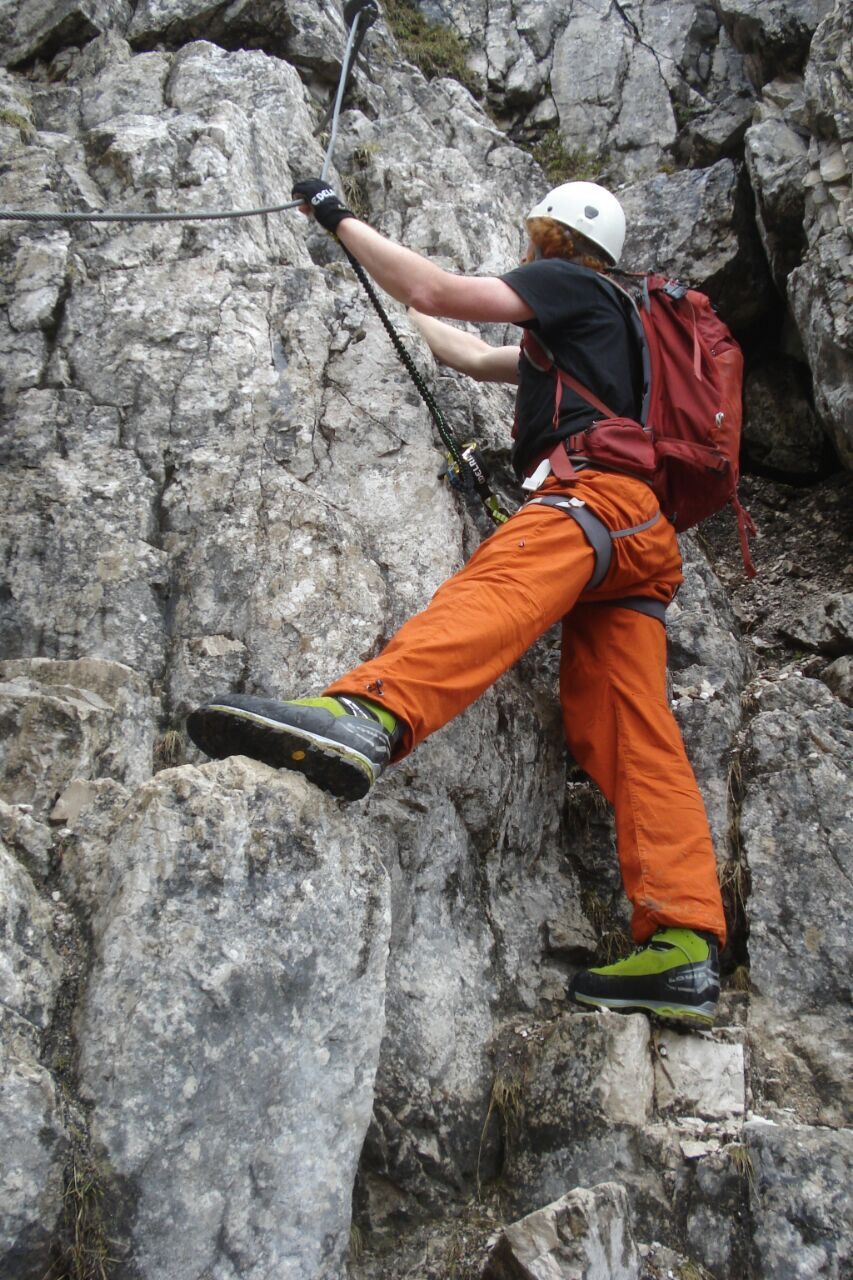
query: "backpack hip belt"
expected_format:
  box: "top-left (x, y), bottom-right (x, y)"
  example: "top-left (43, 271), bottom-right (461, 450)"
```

top-left (520, 439), bottom-right (659, 491)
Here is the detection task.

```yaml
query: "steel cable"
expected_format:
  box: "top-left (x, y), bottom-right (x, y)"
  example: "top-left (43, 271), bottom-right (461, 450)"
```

top-left (1, 0), bottom-right (508, 523)
top-left (0, 8), bottom-right (368, 225)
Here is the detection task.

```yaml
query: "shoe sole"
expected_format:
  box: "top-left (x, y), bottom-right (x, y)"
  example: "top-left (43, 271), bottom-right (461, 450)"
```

top-left (572, 992), bottom-right (716, 1027)
top-left (186, 704), bottom-right (376, 801)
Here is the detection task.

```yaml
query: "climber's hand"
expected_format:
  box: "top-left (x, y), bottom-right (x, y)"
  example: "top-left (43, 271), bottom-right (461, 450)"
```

top-left (291, 179), bottom-right (355, 232)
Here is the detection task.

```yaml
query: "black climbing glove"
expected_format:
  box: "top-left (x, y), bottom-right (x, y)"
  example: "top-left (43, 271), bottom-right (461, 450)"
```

top-left (291, 179), bottom-right (355, 232)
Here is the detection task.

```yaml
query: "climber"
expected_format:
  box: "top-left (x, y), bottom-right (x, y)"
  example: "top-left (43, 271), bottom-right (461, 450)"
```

top-left (187, 176), bottom-right (726, 1027)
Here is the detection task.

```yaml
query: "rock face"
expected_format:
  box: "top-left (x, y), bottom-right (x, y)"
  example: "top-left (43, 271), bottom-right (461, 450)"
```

top-left (482, 1182), bottom-right (641, 1280)
top-left (786, 2), bottom-right (853, 468)
top-left (0, 1), bottom-right (851, 1279)
top-left (66, 759), bottom-right (392, 1280)
top-left (745, 1122), bottom-right (853, 1280)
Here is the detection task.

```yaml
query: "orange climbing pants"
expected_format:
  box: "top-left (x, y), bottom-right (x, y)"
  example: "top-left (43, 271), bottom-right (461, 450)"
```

top-left (325, 470), bottom-right (727, 945)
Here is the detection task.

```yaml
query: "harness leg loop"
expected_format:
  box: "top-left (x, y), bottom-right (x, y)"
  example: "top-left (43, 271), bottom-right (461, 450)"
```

top-left (526, 494), bottom-right (612, 589)
top-left (525, 494), bottom-right (669, 625)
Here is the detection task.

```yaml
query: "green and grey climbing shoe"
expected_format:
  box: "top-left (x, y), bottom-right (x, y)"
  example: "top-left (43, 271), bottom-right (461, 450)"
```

top-left (186, 693), bottom-right (402, 801)
top-left (569, 928), bottom-right (720, 1027)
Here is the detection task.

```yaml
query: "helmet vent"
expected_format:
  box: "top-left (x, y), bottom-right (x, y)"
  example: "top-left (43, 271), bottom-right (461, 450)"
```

top-left (585, 205), bottom-right (599, 218)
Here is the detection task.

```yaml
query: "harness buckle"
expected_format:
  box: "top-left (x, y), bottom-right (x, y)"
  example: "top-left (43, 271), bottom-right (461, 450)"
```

top-left (521, 457), bottom-right (553, 491)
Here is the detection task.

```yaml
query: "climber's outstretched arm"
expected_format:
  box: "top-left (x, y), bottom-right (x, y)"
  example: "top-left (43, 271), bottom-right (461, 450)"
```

top-left (337, 219), bottom-right (532, 323)
top-left (408, 309), bottom-right (520, 384)
top-left (291, 179), bottom-right (534, 325)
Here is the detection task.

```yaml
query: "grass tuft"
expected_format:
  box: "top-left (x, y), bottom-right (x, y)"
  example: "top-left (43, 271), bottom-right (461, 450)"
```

top-left (528, 130), bottom-right (606, 185)
top-left (153, 728), bottom-right (183, 770)
top-left (476, 1067), bottom-right (525, 1196)
top-left (384, 0), bottom-right (480, 96)
top-left (47, 1147), bottom-right (116, 1280)
top-left (727, 963), bottom-right (751, 992)
top-left (727, 1142), bottom-right (756, 1190)
top-left (718, 857), bottom-right (749, 915)
top-left (580, 890), bottom-right (632, 965)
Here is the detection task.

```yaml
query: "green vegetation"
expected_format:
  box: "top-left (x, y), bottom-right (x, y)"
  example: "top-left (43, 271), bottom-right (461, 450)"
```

top-left (529, 130), bottom-right (605, 184)
top-left (674, 1263), bottom-right (707, 1280)
top-left (728, 963), bottom-right (751, 992)
top-left (0, 105), bottom-right (34, 141)
top-left (384, 0), bottom-right (480, 96)
top-left (672, 97), bottom-right (706, 130)
top-left (0, 106), bottom-right (31, 130)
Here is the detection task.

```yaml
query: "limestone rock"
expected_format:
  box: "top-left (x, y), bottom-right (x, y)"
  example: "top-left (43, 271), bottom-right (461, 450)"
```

top-left (499, 1010), bottom-right (755, 1266)
top-left (0, 1031), bottom-right (67, 1280)
top-left (739, 675), bottom-right (852, 1125)
top-left (503, 1014), bottom-right (657, 1215)
top-left (482, 1182), bottom-right (640, 1280)
top-left (620, 161), bottom-right (773, 330)
top-left (779, 591), bottom-right (853, 655)
top-left (0, 446), bottom-right (169, 681)
top-left (0, 799), bottom-right (53, 881)
top-left (0, 843), bottom-right (62, 1032)
top-left (667, 536), bottom-right (749, 854)
top-left (355, 756), bottom-right (501, 1224)
top-left (0, 0), bottom-right (131, 69)
top-left (743, 357), bottom-right (825, 475)
top-left (788, 1), bottom-right (853, 469)
top-left (0, 658), bottom-right (157, 820)
top-left (0, 2), bottom-right (851, 1276)
top-left (744, 115), bottom-right (809, 287)
top-left (62, 756), bottom-right (392, 1280)
top-left (822, 654), bottom-right (853, 705)
top-left (678, 91), bottom-right (755, 169)
top-left (716, 0), bottom-right (836, 87)
top-left (449, 0), bottom-right (754, 182)
top-left (745, 1122), bottom-right (853, 1279)
top-left (680, 1142), bottom-right (754, 1277)
top-left (129, 0), bottom-right (347, 78)
top-left (788, 228), bottom-right (853, 469)
top-left (653, 1030), bottom-right (746, 1121)
top-left (640, 1242), bottom-right (715, 1280)
top-left (0, 818), bottom-right (67, 1280)
top-left (549, 0), bottom-right (676, 182)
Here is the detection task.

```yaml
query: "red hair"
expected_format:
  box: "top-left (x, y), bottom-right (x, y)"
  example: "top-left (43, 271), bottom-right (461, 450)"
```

top-left (526, 216), bottom-right (611, 271)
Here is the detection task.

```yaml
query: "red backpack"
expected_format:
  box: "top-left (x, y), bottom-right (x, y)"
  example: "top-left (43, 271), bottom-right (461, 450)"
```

top-left (521, 272), bottom-right (757, 575)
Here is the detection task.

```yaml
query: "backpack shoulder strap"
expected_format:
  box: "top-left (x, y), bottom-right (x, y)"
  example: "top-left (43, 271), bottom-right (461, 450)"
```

top-left (597, 272), bottom-right (652, 426)
top-left (519, 269), bottom-right (651, 426)
top-left (520, 328), bottom-right (617, 420)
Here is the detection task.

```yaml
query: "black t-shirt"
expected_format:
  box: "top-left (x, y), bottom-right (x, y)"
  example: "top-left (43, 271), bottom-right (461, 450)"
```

top-left (500, 259), bottom-right (642, 476)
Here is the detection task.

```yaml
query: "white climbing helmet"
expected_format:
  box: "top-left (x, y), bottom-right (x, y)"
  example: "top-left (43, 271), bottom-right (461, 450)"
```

top-left (527, 181), bottom-right (626, 265)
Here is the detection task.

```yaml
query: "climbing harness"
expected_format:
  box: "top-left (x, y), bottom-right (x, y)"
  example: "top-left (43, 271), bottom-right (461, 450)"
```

top-left (0, 0), bottom-right (506, 526)
top-left (525, 492), bottom-right (668, 622)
